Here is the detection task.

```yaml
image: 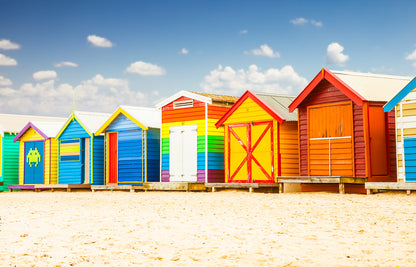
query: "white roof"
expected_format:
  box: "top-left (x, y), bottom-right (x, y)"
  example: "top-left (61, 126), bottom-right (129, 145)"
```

top-left (31, 121), bottom-right (66, 138)
top-left (155, 90), bottom-right (212, 109)
top-left (120, 105), bottom-right (161, 129)
top-left (73, 111), bottom-right (111, 134)
top-left (0, 113), bottom-right (66, 136)
top-left (332, 70), bottom-right (413, 102)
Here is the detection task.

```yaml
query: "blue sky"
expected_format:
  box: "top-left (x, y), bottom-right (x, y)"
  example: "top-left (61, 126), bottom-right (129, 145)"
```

top-left (1, 0), bottom-right (416, 116)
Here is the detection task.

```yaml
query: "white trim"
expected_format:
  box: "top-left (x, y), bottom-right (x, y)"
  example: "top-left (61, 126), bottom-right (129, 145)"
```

top-left (155, 90), bottom-right (212, 109)
top-left (309, 136), bottom-right (351, 140)
top-left (205, 103), bottom-right (208, 184)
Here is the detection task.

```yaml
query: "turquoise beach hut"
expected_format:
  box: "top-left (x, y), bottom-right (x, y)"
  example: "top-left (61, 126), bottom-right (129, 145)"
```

top-left (0, 114), bottom-right (65, 191)
top-left (56, 111), bottom-right (110, 185)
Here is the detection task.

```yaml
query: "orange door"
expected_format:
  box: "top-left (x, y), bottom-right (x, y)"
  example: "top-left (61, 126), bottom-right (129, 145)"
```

top-left (308, 102), bottom-right (354, 176)
top-left (228, 121), bottom-right (274, 183)
top-left (108, 132), bottom-right (118, 184)
top-left (368, 106), bottom-right (388, 176)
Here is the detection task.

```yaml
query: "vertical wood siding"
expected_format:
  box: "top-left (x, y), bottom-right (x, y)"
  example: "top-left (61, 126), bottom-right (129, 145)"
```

top-left (0, 133), bottom-right (19, 191)
top-left (92, 136), bottom-right (105, 185)
top-left (279, 121), bottom-right (299, 176)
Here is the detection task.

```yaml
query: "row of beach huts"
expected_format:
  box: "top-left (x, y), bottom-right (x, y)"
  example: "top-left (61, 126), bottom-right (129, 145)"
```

top-left (2, 68), bottom-right (416, 194)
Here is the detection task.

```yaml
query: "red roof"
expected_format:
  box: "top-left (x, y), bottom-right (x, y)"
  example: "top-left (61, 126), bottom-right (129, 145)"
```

top-left (288, 68), bottom-right (366, 112)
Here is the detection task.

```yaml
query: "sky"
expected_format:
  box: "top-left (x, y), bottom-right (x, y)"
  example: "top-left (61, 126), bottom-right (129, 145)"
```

top-left (1, 0), bottom-right (416, 117)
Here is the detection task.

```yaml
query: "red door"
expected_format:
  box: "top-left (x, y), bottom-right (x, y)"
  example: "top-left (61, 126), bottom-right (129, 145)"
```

top-left (108, 133), bottom-right (118, 184)
top-left (368, 106), bottom-right (388, 176)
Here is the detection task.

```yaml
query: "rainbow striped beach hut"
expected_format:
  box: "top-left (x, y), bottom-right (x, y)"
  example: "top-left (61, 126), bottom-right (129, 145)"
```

top-left (156, 91), bottom-right (238, 183)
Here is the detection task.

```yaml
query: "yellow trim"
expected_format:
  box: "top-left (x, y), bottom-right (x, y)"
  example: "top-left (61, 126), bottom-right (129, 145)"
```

top-left (145, 130), bottom-right (147, 182)
top-left (95, 107), bottom-right (148, 136)
top-left (56, 116), bottom-right (93, 139)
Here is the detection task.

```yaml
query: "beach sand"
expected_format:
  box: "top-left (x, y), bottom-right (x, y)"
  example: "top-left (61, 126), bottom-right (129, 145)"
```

top-left (0, 190), bottom-right (415, 266)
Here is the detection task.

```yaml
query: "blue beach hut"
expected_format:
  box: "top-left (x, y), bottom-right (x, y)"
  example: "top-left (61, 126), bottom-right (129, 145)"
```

top-left (95, 106), bottom-right (161, 185)
top-left (56, 111), bottom-right (110, 185)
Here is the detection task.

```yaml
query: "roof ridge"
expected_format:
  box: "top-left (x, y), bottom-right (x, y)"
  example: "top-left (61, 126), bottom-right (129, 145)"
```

top-left (331, 70), bottom-right (412, 80)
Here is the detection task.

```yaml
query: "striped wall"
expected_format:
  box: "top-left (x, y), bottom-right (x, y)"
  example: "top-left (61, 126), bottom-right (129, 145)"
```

top-left (161, 96), bottom-right (229, 183)
top-left (0, 133), bottom-right (19, 191)
top-left (394, 89), bottom-right (416, 182)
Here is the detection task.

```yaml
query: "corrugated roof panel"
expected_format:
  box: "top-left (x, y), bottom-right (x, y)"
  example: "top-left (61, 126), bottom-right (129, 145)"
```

top-left (120, 105), bottom-right (161, 129)
top-left (331, 70), bottom-right (412, 102)
top-left (74, 111), bottom-right (112, 134)
top-left (254, 92), bottom-right (298, 121)
top-left (0, 114), bottom-right (66, 135)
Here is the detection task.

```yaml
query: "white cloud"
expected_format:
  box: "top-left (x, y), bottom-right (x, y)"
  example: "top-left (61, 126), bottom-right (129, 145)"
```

top-left (179, 48), bottom-right (189, 55)
top-left (54, 61), bottom-right (78, 68)
top-left (245, 44), bottom-right (280, 58)
top-left (290, 17), bottom-right (323, 27)
top-left (240, 29), bottom-right (248, 34)
top-left (310, 20), bottom-right (323, 27)
top-left (126, 61), bottom-right (166, 76)
top-left (290, 17), bottom-right (308, 25)
top-left (0, 75), bottom-right (12, 86)
top-left (87, 35), bottom-right (113, 48)
top-left (0, 39), bottom-right (21, 50)
top-left (0, 53), bottom-right (17, 66)
top-left (200, 64), bottom-right (308, 96)
top-left (405, 48), bottom-right (416, 67)
top-left (326, 42), bottom-right (349, 66)
top-left (0, 74), bottom-right (152, 116)
top-left (33, 70), bottom-right (58, 81)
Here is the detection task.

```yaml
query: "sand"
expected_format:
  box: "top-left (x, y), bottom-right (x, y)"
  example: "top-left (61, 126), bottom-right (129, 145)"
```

top-left (0, 191), bottom-right (415, 266)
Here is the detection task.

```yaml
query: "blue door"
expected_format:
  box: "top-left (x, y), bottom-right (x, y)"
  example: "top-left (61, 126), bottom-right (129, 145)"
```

top-left (404, 138), bottom-right (416, 182)
top-left (24, 141), bottom-right (44, 184)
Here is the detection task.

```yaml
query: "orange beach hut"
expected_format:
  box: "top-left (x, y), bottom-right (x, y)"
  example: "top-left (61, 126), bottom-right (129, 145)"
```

top-left (288, 68), bottom-right (411, 193)
top-left (215, 90), bottom-right (299, 183)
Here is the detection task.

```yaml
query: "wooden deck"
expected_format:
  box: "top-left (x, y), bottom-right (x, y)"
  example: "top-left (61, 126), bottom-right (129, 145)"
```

top-left (8, 184), bottom-right (91, 192)
top-left (143, 182), bottom-right (207, 192)
top-left (365, 182), bottom-right (416, 195)
top-left (91, 182), bottom-right (207, 192)
top-left (91, 184), bottom-right (144, 192)
top-left (277, 176), bottom-right (367, 194)
top-left (205, 183), bottom-right (280, 193)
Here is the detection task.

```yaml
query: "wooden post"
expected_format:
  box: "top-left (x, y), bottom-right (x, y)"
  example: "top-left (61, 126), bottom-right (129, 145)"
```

top-left (279, 183), bottom-right (283, 193)
top-left (339, 183), bottom-right (345, 194)
top-left (249, 187), bottom-right (253, 193)
top-left (366, 189), bottom-right (372, 195)
top-left (407, 190), bottom-right (411, 195)
top-left (211, 187), bottom-right (215, 192)
top-left (67, 188), bottom-right (71, 192)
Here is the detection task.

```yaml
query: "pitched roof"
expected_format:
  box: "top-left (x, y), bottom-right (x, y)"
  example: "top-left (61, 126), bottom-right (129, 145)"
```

top-left (155, 90), bottom-right (238, 108)
top-left (56, 111), bottom-right (111, 138)
top-left (95, 105), bottom-right (161, 135)
top-left (384, 76), bottom-right (416, 112)
top-left (289, 68), bottom-right (412, 112)
top-left (216, 90), bottom-right (297, 128)
top-left (0, 113), bottom-right (66, 136)
top-left (14, 121), bottom-right (66, 141)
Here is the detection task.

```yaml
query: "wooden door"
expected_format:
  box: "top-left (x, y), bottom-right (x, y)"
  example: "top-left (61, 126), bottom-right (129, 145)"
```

top-left (169, 125), bottom-right (198, 182)
top-left (24, 141), bottom-right (44, 184)
top-left (368, 106), bottom-right (388, 176)
top-left (108, 133), bottom-right (118, 184)
top-left (228, 121), bottom-right (274, 183)
top-left (404, 138), bottom-right (416, 182)
top-left (308, 102), bottom-right (354, 176)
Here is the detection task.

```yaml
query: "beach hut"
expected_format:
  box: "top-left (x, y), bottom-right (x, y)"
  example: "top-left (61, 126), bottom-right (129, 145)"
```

top-left (56, 111), bottom-right (110, 185)
top-left (288, 68), bottom-right (411, 192)
top-left (384, 77), bottom-right (416, 183)
top-left (0, 114), bottom-right (65, 191)
top-left (156, 91), bottom-right (238, 183)
top-left (215, 91), bottom-right (299, 183)
top-left (13, 121), bottom-right (65, 185)
top-left (95, 106), bottom-right (160, 185)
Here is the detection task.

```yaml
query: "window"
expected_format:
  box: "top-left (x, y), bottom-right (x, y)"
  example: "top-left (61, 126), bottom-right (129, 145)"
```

top-left (60, 139), bottom-right (80, 161)
top-left (173, 100), bottom-right (193, 109)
